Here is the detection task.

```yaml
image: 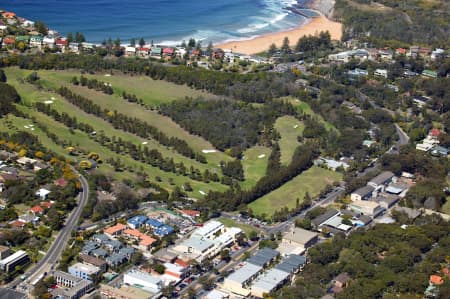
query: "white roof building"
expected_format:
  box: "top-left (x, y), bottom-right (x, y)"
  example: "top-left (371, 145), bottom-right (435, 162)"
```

top-left (223, 263), bottom-right (263, 296)
top-left (192, 220), bottom-right (224, 240)
top-left (124, 270), bottom-right (163, 293)
top-left (251, 268), bottom-right (291, 298)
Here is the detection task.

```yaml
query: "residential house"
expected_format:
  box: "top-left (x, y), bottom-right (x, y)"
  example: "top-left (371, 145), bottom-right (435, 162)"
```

top-left (430, 146), bottom-right (449, 157)
top-left (431, 48), bottom-right (445, 61)
top-left (55, 38), bottom-right (68, 49)
top-left (223, 263), bottom-right (263, 297)
top-left (212, 48), bottom-right (224, 59)
top-left (247, 248), bottom-right (280, 268)
top-left (103, 239), bottom-right (122, 253)
top-left (137, 47), bottom-right (150, 58)
top-left (127, 215), bottom-right (147, 229)
top-left (275, 254), bottom-right (307, 274)
top-left (106, 253), bottom-right (127, 268)
top-left (104, 223), bottom-right (127, 237)
top-left (2, 36), bottom-right (15, 48)
top-left (43, 36), bottom-right (55, 48)
top-left (90, 248), bottom-right (108, 259)
top-left (19, 213), bottom-right (40, 225)
top-left (150, 47), bottom-right (162, 58)
top-left (36, 188), bottom-right (51, 200)
top-left (30, 205), bottom-right (44, 215)
top-left (29, 35), bottom-right (43, 48)
top-left (164, 262), bottom-right (188, 280)
top-left (125, 46), bottom-right (136, 57)
top-left (422, 70), bottom-right (438, 79)
top-left (374, 69), bottom-right (388, 78)
top-left (162, 47), bottom-right (174, 57)
top-left (69, 42), bottom-right (80, 53)
top-left (92, 233), bottom-right (109, 244)
top-left (79, 254), bottom-right (107, 272)
top-left (331, 272), bottom-right (351, 294)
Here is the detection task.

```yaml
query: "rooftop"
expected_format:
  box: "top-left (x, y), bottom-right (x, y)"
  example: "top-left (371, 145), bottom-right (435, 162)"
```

top-left (247, 248), bottom-right (279, 267)
top-left (311, 209), bottom-right (340, 227)
top-left (369, 171), bottom-right (394, 186)
top-left (0, 250), bottom-right (27, 266)
top-left (251, 268), bottom-right (290, 292)
top-left (352, 185), bottom-right (375, 196)
top-left (283, 227), bottom-right (318, 245)
top-left (226, 263), bottom-right (262, 284)
top-left (69, 262), bottom-right (100, 275)
top-left (275, 255), bottom-right (306, 273)
top-left (104, 223), bottom-right (126, 235)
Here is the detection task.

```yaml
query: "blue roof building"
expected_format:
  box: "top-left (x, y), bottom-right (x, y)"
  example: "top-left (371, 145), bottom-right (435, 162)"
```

top-left (146, 218), bottom-right (163, 229)
top-left (154, 224), bottom-right (174, 237)
top-left (127, 215), bottom-right (148, 229)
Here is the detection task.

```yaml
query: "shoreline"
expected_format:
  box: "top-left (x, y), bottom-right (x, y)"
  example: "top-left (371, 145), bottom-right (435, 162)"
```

top-left (217, 15), bottom-right (342, 55)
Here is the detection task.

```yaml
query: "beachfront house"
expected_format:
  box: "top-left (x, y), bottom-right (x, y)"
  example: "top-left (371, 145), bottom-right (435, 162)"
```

top-left (163, 47), bottom-right (175, 57)
top-left (30, 35), bottom-right (43, 48)
top-left (125, 46), bottom-right (136, 57)
top-left (150, 46), bottom-right (162, 58)
top-left (43, 36), bottom-right (55, 48)
top-left (137, 47), bottom-right (150, 58)
top-left (55, 38), bottom-right (68, 50)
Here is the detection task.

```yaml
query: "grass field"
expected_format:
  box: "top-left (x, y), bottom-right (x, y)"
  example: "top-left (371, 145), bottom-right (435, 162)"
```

top-left (217, 217), bottom-right (260, 235)
top-left (442, 198), bottom-right (450, 215)
top-left (5, 70), bottom-right (219, 176)
top-left (3, 68), bottom-right (230, 196)
top-left (240, 146), bottom-right (271, 190)
top-left (274, 116), bottom-right (304, 165)
top-left (24, 68), bottom-right (233, 167)
top-left (248, 166), bottom-right (343, 217)
top-left (33, 69), bottom-right (214, 106)
top-left (281, 97), bottom-right (336, 131)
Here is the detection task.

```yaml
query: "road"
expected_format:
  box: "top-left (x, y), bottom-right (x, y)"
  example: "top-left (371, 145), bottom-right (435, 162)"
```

top-left (8, 167), bottom-right (90, 291)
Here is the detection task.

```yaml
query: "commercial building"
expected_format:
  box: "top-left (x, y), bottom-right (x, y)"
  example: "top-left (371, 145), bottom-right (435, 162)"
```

top-left (223, 263), bottom-right (263, 296)
top-left (311, 209), bottom-right (340, 229)
top-left (124, 270), bottom-right (163, 293)
top-left (250, 268), bottom-right (291, 298)
top-left (68, 262), bottom-right (101, 281)
top-left (0, 250), bottom-right (29, 272)
top-left (163, 262), bottom-right (188, 279)
top-left (367, 171), bottom-right (395, 191)
top-left (281, 227), bottom-right (319, 254)
top-left (52, 270), bottom-right (94, 299)
top-left (350, 185), bottom-right (375, 201)
top-left (349, 200), bottom-right (384, 217)
top-left (192, 220), bottom-right (224, 240)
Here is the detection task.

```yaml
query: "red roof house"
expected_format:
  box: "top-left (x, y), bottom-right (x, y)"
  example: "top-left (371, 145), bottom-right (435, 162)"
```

top-left (430, 129), bottom-right (441, 138)
top-left (442, 268), bottom-right (450, 279)
top-left (2, 36), bottom-right (16, 45)
top-left (163, 47), bottom-right (174, 56)
top-left (396, 48), bottom-right (407, 55)
top-left (55, 38), bottom-right (68, 48)
top-left (180, 210), bottom-right (200, 218)
top-left (9, 220), bottom-right (26, 228)
top-left (40, 201), bottom-right (53, 209)
top-left (2, 12), bottom-right (16, 19)
top-left (54, 178), bottom-right (68, 187)
top-left (430, 275), bottom-right (444, 285)
top-left (30, 205), bottom-right (44, 215)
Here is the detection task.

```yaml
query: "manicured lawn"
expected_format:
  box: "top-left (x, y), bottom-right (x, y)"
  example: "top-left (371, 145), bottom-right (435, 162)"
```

top-left (240, 145), bottom-right (271, 190)
top-left (217, 217), bottom-right (260, 235)
top-left (5, 70), bottom-right (218, 175)
top-left (281, 97), bottom-right (336, 131)
top-left (36, 69), bottom-right (214, 106)
top-left (274, 116), bottom-right (304, 165)
top-left (7, 68), bottom-right (233, 167)
top-left (442, 197), bottom-right (450, 215)
top-left (248, 166), bottom-right (343, 217)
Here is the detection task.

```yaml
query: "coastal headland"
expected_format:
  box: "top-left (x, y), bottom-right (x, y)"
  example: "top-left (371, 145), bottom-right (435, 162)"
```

top-left (217, 15), bottom-right (342, 55)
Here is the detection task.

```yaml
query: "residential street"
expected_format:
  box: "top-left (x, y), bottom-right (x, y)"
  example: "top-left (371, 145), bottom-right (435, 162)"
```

top-left (7, 167), bottom-right (90, 293)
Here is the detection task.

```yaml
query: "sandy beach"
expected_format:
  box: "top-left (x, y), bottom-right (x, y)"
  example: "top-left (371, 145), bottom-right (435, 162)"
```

top-left (217, 15), bottom-right (342, 55)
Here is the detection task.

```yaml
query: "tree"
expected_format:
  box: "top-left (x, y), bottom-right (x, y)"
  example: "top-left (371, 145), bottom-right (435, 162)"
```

top-left (268, 43), bottom-right (277, 56)
top-left (139, 37), bottom-right (145, 47)
top-left (67, 32), bottom-right (74, 44)
top-left (281, 37), bottom-right (290, 54)
top-left (114, 38), bottom-right (121, 48)
top-left (35, 21), bottom-right (48, 35)
top-left (220, 249), bottom-right (230, 261)
top-left (0, 69), bottom-right (6, 82)
top-left (75, 32), bottom-right (86, 43)
top-left (188, 38), bottom-right (196, 48)
top-left (198, 276), bottom-right (215, 290)
top-left (130, 38), bottom-right (136, 47)
top-left (152, 263), bottom-right (166, 274)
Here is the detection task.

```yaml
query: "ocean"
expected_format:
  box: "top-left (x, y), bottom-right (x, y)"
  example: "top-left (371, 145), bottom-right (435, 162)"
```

top-left (1, 0), bottom-right (307, 45)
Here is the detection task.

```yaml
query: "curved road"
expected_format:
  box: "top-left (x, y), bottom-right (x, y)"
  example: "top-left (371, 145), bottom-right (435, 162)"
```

top-left (8, 167), bottom-right (89, 290)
